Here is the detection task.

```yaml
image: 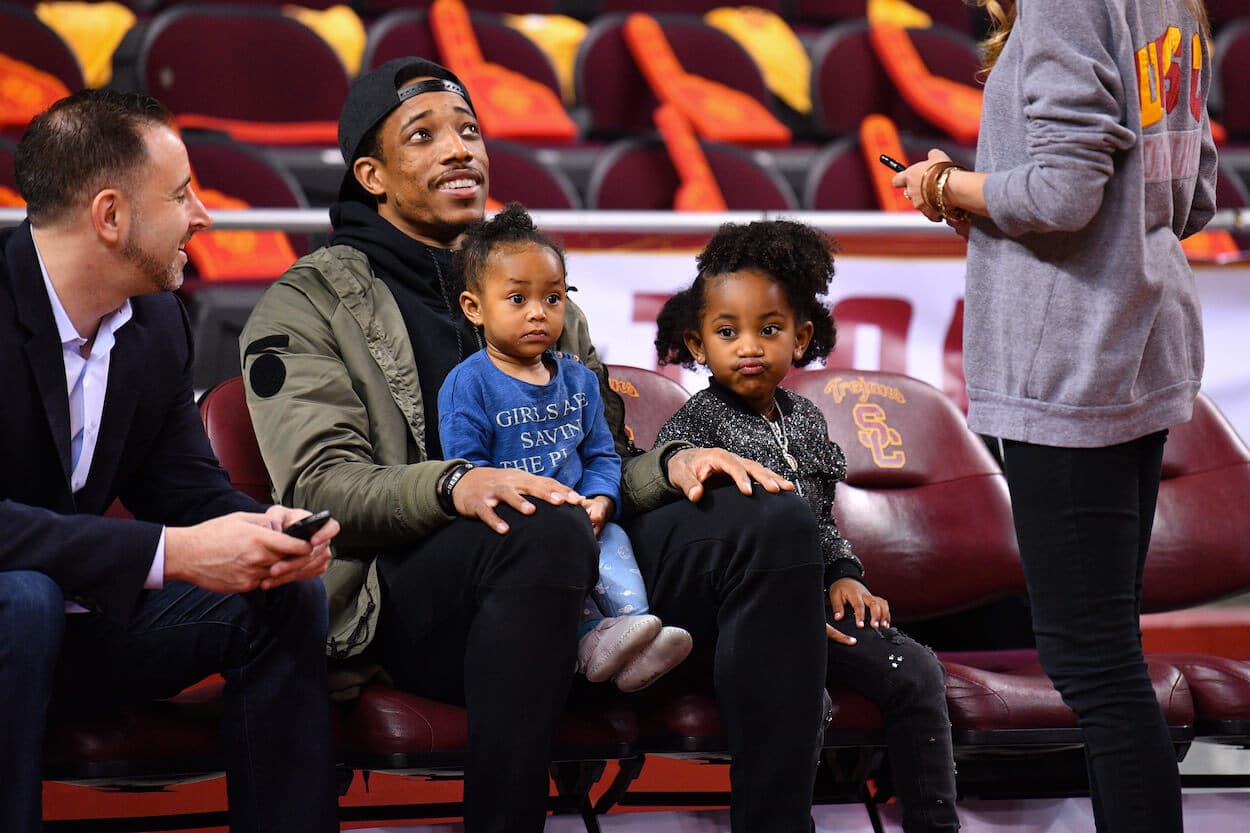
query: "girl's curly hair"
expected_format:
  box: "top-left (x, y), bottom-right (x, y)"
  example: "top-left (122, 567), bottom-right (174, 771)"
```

top-left (452, 201), bottom-right (566, 295)
top-left (655, 220), bottom-right (837, 370)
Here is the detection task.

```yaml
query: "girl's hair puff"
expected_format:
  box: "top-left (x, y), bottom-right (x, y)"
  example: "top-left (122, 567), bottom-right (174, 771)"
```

top-left (453, 202), bottom-right (567, 295)
top-left (655, 220), bottom-right (837, 370)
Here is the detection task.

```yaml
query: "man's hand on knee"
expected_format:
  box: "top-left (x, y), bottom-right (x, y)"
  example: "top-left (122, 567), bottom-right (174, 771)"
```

top-left (164, 510), bottom-right (336, 594)
top-left (664, 447), bottom-right (794, 503)
top-left (452, 467), bottom-right (583, 534)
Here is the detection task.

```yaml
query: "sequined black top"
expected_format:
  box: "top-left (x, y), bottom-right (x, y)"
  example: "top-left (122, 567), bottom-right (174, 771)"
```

top-left (655, 380), bottom-right (865, 589)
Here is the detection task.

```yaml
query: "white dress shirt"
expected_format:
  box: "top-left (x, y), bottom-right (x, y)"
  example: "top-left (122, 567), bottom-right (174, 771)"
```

top-left (34, 232), bottom-right (165, 608)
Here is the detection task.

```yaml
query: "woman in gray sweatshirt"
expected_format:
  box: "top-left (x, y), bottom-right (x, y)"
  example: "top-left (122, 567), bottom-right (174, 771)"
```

top-left (892, 1), bottom-right (1217, 831)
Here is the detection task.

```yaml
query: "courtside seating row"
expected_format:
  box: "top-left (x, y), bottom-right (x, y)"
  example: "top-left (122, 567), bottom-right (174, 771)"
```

top-left (5, 2), bottom-right (1250, 151)
top-left (5, 0), bottom-right (1248, 33)
top-left (42, 365), bottom-right (1250, 832)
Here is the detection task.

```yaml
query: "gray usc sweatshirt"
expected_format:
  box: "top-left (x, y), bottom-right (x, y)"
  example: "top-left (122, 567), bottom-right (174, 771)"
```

top-left (965, 0), bottom-right (1217, 447)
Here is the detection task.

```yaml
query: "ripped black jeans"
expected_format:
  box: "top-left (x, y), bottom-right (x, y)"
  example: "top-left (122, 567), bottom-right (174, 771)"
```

top-left (827, 609), bottom-right (960, 832)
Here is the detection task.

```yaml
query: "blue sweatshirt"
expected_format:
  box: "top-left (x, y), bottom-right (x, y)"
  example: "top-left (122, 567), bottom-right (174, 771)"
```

top-left (966, 0), bottom-right (1217, 447)
top-left (438, 349), bottom-right (621, 504)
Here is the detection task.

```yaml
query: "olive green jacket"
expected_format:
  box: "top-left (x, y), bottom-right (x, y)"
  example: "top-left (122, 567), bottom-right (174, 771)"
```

top-left (240, 244), bottom-right (686, 669)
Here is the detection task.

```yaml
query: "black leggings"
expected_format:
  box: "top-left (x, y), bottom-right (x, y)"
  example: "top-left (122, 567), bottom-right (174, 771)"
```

top-left (1003, 432), bottom-right (1181, 833)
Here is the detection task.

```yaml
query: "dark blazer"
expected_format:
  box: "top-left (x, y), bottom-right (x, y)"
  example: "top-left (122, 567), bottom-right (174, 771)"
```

top-left (0, 221), bottom-right (261, 623)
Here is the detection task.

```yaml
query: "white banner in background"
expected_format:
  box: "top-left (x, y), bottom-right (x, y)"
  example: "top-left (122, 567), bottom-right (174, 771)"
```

top-left (566, 251), bottom-right (1250, 442)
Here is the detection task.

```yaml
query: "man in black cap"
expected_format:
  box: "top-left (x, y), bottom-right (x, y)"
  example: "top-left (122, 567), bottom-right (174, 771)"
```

top-left (241, 57), bottom-right (829, 832)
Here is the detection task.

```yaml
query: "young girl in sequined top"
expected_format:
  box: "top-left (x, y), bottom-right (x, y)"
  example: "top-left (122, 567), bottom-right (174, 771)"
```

top-left (654, 219), bottom-right (960, 833)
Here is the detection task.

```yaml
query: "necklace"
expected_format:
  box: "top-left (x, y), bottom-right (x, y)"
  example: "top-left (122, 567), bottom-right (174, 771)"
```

top-left (764, 398), bottom-right (800, 474)
top-left (427, 248), bottom-right (482, 358)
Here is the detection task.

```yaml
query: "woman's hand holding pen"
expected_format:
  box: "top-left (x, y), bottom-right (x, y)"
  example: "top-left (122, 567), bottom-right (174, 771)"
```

top-left (883, 149), bottom-right (953, 223)
top-left (882, 149), bottom-right (986, 236)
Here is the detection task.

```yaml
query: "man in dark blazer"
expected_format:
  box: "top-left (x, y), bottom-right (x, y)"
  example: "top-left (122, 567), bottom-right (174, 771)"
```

top-left (0, 89), bottom-right (340, 832)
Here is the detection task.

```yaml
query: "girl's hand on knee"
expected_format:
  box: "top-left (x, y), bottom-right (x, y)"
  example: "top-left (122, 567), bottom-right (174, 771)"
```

top-left (828, 578), bottom-right (891, 630)
top-left (826, 621), bottom-right (858, 646)
top-left (585, 496), bottom-right (614, 536)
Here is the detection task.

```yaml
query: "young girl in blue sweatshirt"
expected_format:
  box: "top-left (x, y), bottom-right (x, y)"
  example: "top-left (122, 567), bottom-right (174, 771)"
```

top-left (439, 203), bottom-right (690, 692)
top-left (655, 219), bottom-right (959, 832)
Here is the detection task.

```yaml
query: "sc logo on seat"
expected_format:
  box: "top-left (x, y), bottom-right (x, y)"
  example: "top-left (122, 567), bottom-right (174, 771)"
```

top-left (853, 403), bottom-right (906, 469)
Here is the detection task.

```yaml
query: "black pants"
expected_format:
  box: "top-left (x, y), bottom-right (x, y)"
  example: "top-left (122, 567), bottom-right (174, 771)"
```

top-left (375, 500), bottom-right (598, 833)
top-left (377, 486), bottom-right (829, 833)
top-left (1003, 432), bottom-right (1181, 833)
top-left (826, 615), bottom-right (959, 832)
top-left (625, 485), bottom-right (829, 833)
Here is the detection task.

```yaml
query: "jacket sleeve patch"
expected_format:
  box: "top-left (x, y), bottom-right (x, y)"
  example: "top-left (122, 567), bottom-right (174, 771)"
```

top-left (249, 353), bottom-right (286, 398)
top-left (243, 333), bottom-right (290, 359)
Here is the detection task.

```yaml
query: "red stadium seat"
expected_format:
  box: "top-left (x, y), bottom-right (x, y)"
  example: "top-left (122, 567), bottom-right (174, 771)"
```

top-left (0, 3), bottom-right (83, 93)
top-left (487, 140), bottom-right (583, 209)
top-left (575, 13), bottom-right (777, 139)
top-left (197, 377), bottom-right (273, 504)
top-left (133, 5), bottom-right (348, 146)
top-left (785, 369), bottom-right (1194, 798)
top-left (803, 137), bottom-right (884, 211)
top-left (1214, 19), bottom-right (1250, 142)
top-left (362, 7), bottom-right (564, 104)
top-left (1141, 392), bottom-right (1250, 745)
top-left (809, 20), bottom-right (981, 141)
top-left (598, 0), bottom-right (782, 12)
top-left (785, 369), bottom-right (1025, 621)
top-left (0, 4), bottom-right (82, 135)
top-left (361, 9), bottom-right (439, 71)
top-left (184, 132), bottom-right (312, 254)
top-left (605, 364), bottom-right (690, 451)
top-left (586, 137), bottom-right (797, 211)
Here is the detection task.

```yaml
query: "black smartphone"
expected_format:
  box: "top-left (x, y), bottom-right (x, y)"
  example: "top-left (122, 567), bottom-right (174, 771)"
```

top-left (281, 509), bottom-right (332, 541)
top-left (878, 154), bottom-right (907, 173)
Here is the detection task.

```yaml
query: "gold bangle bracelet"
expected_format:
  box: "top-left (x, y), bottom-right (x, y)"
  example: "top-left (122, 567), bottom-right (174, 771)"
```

top-left (921, 161), bottom-right (959, 214)
top-left (934, 165), bottom-right (968, 223)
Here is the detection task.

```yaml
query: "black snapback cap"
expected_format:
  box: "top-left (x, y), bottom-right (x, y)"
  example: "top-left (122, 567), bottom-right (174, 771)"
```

top-left (336, 57), bottom-right (476, 205)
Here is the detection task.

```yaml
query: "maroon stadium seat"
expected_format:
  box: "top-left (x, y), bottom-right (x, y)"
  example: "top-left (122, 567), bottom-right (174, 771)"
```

top-left (134, 5), bottom-right (348, 145)
top-left (1214, 19), bottom-right (1250, 142)
top-left (786, 369), bottom-right (1194, 797)
top-left (184, 132), bottom-right (312, 254)
top-left (1141, 392), bottom-right (1250, 744)
top-left (785, 369), bottom-right (1025, 621)
top-left (0, 2), bottom-right (83, 92)
top-left (487, 140), bottom-right (583, 209)
top-left (575, 13), bottom-right (775, 138)
top-left (1206, 0), bottom-right (1250, 32)
top-left (361, 9), bottom-right (439, 71)
top-left (197, 376), bottom-right (273, 504)
top-left (605, 364), bottom-right (690, 451)
top-left (598, 0), bottom-right (781, 12)
top-left (809, 20), bottom-right (982, 140)
top-left (0, 1), bottom-right (83, 137)
top-left (790, 0), bottom-right (877, 27)
top-left (803, 137), bottom-right (882, 211)
top-left (146, 0), bottom-right (343, 8)
top-left (586, 136), bottom-right (797, 211)
top-left (362, 8), bottom-right (563, 102)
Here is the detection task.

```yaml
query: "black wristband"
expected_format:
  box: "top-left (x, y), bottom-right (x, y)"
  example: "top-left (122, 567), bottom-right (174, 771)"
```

top-left (659, 442), bottom-right (693, 480)
top-left (437, 462), bottom-right (474, 515)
